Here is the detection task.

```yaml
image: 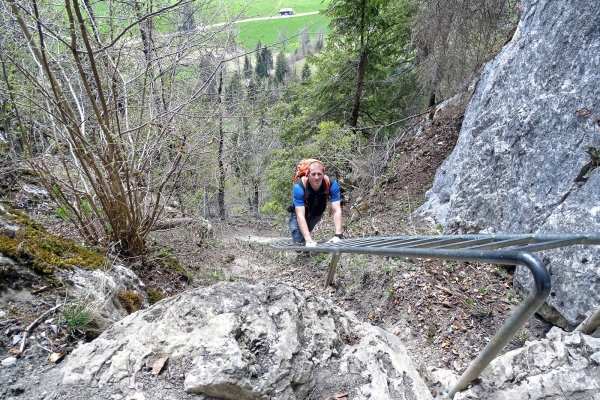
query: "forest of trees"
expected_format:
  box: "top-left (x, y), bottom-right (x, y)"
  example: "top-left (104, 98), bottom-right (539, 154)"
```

top-left (0, 0), bottom-right (520, 258)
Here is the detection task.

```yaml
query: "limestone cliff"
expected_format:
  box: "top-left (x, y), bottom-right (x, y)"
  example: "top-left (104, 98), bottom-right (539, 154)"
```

top-left (419, 0), bottom-right (600, 329)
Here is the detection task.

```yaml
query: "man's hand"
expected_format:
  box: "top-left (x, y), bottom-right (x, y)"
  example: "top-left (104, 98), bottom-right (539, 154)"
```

top-left (306, 241), bottom-right (318, 247)
top-left (328, 236), bottom-right (341, 243)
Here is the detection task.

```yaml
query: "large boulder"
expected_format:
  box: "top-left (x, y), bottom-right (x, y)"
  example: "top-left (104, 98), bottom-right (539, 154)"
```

top-left (418, 0), bottom-right (600, 329)
top-left (428, 327), bottom-right (600, 400)
top-left (59, 282), bottom-right (433, 400)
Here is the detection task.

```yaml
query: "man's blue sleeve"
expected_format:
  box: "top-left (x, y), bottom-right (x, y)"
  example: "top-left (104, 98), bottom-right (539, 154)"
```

top-left (330, 180), bottom-right (341, 202)
top-left (293, 184), bottom-right (305, 206)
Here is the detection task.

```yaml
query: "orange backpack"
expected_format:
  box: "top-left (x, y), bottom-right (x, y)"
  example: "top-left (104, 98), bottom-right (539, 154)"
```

top-left (292, 158), bottom-right (325, 183)
top-left (293, 159), bottom-right (330, 216)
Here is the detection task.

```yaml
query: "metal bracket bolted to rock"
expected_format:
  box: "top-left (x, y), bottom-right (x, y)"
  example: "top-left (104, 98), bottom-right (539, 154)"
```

top-left (59, 282), bottom-right (433, 399)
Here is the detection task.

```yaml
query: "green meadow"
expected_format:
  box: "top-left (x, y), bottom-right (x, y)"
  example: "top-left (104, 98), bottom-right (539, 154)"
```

top-left (228, 0), bottom-right (329, 18)
top-left (236, 15), bottom-right (331, 52)
top-left (87, 0), bottom-right (331, 52)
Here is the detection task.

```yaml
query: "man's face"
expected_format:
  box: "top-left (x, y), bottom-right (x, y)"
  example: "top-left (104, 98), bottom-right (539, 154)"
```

top-left (308, 163), bottom-right (324, 187)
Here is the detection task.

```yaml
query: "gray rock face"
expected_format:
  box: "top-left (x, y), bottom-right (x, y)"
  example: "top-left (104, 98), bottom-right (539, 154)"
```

top-left (60, 282), bottom-right (433, 400)
top-left (448, 327), bottom-right (600, 400)
top-left (418, 0), bottom-right (600, 329)
top-left (60, 264), bottom-right (146, 321)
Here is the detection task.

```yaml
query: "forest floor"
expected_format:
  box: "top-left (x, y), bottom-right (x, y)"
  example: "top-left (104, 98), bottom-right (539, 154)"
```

top-left (0, 96), bottom-right (553, 399)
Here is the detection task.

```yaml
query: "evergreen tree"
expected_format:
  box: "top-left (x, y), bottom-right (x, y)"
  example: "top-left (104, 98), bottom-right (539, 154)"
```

top-left (262, 46), bottom-right (273, 73)
top-left (301, 62), bottom-right (311, 82)
top-left (315, 38), bottom-right (323, 52)
top-left (247, 79), bottom-right (258, 101)
top-left (243, 55), bottom-right (252, 78)
top-left (275, 51), bottom-right (289, 83)
top-left (255, 41), bottom-right (267, 78)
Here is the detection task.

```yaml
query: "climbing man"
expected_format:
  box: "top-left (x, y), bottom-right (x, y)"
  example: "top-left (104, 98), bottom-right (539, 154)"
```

top-left (288, 159), bottom-right (343, 246)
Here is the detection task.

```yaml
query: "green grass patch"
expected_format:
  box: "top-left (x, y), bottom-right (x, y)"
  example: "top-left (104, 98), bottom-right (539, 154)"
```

top-left (237, 15), bottom-right (330, 52)
top-left (227, 0), bottom-right (329, 18)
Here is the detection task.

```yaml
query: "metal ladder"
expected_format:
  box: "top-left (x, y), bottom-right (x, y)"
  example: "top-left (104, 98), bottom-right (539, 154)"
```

top-left (269, 232), bottom-right (600, 398)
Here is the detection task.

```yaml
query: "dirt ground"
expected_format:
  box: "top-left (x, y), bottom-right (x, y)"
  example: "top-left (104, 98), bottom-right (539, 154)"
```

top-left (0, 102), bottom-right (553, 399)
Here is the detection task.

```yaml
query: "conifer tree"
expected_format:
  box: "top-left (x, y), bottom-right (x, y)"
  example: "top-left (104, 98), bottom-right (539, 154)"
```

top-left (243, 55), bottom-right (252, 78)
top-left (301, 62), bottom-right (311, 82)
top-left (255, 41), bottom-right (267, 78)
top-left (275, 51), bottom-right (289, 83)
top-left (262, 46), bottom-right (273, 74)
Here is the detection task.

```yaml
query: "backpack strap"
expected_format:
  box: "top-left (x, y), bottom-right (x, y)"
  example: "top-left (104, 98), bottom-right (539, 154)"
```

top-left (301, 175), bottom-right (331, 218)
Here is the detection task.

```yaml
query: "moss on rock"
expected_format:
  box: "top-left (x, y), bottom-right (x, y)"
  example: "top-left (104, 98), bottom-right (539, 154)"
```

top-left (157, 253), bottom-right (192, 283)
top-left (147, 288), bottom-right (165, 304)
top-left (0, 204), bottom-right (106, 274)
top-left (118, 289), bottom-right (143, 314)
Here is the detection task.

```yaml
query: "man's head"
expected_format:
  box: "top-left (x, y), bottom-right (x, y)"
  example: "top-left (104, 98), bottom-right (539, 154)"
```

top-left (308, 161), bottom-right (325, 189)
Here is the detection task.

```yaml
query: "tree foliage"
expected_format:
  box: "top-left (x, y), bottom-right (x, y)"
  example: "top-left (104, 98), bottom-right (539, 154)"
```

top-left (1, 0), bottom-right (234, 257)
top-left (275, 0), bottom-right (420, 139)
top-left (275, 52), bottom-right (289, 83)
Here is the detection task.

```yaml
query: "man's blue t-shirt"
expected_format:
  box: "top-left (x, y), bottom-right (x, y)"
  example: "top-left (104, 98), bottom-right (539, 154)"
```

top-left (293, 178), bottom-right (341, 207)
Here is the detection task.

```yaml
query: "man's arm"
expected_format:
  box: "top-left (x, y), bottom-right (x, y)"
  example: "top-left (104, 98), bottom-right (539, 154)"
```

top-left (329, 200), bottom-right (342, 243)
top-left (295, 205), bottom-right (314, 243)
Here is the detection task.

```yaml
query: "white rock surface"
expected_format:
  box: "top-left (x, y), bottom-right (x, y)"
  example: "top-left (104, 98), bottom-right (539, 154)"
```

top-left (60, 282), bottom-right (433, 400)
top-left (429, 327), bottom-right (600, 399)
top-left (1, 356), bottom-right (17, 367)
top-left (59, 264), bottom-right (146, 325)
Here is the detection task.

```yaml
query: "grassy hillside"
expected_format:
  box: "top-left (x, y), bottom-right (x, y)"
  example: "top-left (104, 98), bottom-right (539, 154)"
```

top-left (237, 15), bottom-right (330, 52)
top-left (229, 0), bottom-right (328, 18)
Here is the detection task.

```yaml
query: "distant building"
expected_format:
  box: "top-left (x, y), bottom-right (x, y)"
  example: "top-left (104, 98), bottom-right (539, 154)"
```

top-left (279, 8), bottom-right (293, 16)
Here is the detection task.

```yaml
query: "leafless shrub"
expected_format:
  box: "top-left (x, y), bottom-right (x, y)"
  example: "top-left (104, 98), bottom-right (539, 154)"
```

top-left (412, 0), bottom-right (520, 105)
top-left (1, 0), bottom-right (237, 257)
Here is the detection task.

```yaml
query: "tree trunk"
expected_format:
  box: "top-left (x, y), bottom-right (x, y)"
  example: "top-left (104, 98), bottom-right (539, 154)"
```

top-left (252, 179), bottom-right (259, 212)
top-left (217, 69), bottom-right (226, 220)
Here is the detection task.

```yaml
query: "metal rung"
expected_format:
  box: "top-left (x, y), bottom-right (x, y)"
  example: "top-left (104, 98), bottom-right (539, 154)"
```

top-left (509, 238), bottom-right (584, 252)
top-left (405, 237), bottom-right (464, 249)
top-left (434, 237), bottom-right (496, 249)
top-left (466, 237), bottom-right (534, 250)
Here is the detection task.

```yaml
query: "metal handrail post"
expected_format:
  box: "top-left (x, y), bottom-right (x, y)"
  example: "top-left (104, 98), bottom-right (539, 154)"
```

top-left (325, 252), bottom-right (341, 288)
top-left (447, 252), bottom-right (551, 398)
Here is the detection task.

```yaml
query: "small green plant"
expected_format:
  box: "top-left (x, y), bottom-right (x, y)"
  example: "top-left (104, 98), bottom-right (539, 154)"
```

top-left (79, 199), bottom-right (93, 216)
top-left (464, 299), bottom-right (474, 309)
top-left (350, 254), bottom-right (367, 270)
top-left (380, 262), bottom-right (394, 276)
top-left (55, 205), bottom-right (70, 220)
top-left (493, 267), bottom-right (509, 279)
top-left (446, 262), bottom-right (454, 271)
top-left (210, 270), bottom-right (221, 280)
top-left (147, 288), bottom-right (165, 304)
top-left (62, 302), bottom-right (90, 338)
top-left (436, 224), bottom-right (444, 234)
top-left (387, 287), bottom-right (395, 298)
top-left (508, 293), bottom-right (522, 303)
top-left (479, 287), bottom-right (490, 295)
top-left (517, 329), bottom-right (531, 343)
top-left (313, 253), bottom-right (326, 265)
top-left (427, 324), bottom-right (437, 343)
top-left (157, 247), bottom-right (171, 257)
